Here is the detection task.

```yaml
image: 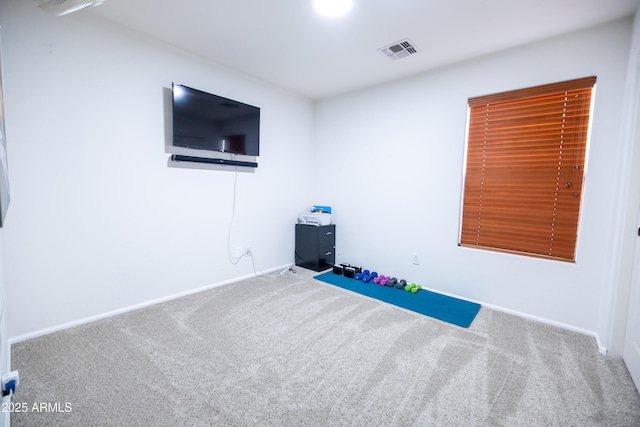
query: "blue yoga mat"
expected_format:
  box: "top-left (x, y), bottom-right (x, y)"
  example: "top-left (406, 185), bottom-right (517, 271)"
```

top-left (314, 271), bottom-right (481, 328)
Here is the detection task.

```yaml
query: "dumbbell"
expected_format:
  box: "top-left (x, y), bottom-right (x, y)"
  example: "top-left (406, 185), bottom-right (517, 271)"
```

top-left (373, 275), bottom-right (382, 284)
top-left (364, 271), bottom-right (378, 283)
top-left (407, 283), bottom-right (422, 294)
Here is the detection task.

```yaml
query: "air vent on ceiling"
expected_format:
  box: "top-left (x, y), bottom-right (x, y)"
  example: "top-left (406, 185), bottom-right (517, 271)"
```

top-left (36, 0), bottom-right (105, 16)
top-left (378, 39), bottom-right (419, 60)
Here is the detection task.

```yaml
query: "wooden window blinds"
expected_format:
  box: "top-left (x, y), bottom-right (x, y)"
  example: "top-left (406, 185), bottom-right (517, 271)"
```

top-left (459, 76), bottom-right (596, 262)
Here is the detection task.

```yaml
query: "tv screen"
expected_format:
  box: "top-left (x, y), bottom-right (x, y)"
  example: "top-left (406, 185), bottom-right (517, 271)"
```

top-left (172, 83), bottom-right (260, 157)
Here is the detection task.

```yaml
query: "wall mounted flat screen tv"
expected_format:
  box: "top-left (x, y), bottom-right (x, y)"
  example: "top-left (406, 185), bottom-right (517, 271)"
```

top-left (172, 83), bottom-right (260, 157)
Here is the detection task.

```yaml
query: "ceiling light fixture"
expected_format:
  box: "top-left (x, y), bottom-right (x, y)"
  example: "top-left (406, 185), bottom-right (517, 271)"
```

top-left (313, 0), bottom-right (353, 18)
top-left (36, 0), bottom-right (105, 16)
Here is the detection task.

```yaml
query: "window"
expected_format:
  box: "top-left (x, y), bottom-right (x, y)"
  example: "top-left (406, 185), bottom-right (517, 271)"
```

top-left (459, 76), bottom-right (596, 262)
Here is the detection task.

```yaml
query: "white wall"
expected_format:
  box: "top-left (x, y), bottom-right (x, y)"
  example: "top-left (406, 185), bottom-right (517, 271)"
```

top-left (600, 7), bottom-right (640, 357)
top-left (0, 231), bottom-right (8, 427)
top-left (0, 0), bottom-right (315, 339)
top-left (314, 17), bottom-right (633, 345)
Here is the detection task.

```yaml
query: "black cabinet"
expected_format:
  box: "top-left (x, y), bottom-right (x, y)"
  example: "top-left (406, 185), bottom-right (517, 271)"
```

top-left (295, 224), bottom-right (335, 271)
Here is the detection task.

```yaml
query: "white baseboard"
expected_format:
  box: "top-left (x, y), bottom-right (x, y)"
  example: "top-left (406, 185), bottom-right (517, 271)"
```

top-left (417, 284), bottom-right (607, 354)
top-left (9, 267), bottom-right (608, 358)
top-left (483, 301), bottom-right (607, 354)
top-left (9, 263), bottom-right (293, 346)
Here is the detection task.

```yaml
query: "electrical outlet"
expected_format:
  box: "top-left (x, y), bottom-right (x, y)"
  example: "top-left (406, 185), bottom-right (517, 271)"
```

top-left (412, 254), bottom-right (420, 265)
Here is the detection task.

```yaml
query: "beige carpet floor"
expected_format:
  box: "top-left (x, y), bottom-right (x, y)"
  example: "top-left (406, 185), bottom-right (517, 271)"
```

top-left (9, 268), bottom-right (640, 426)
